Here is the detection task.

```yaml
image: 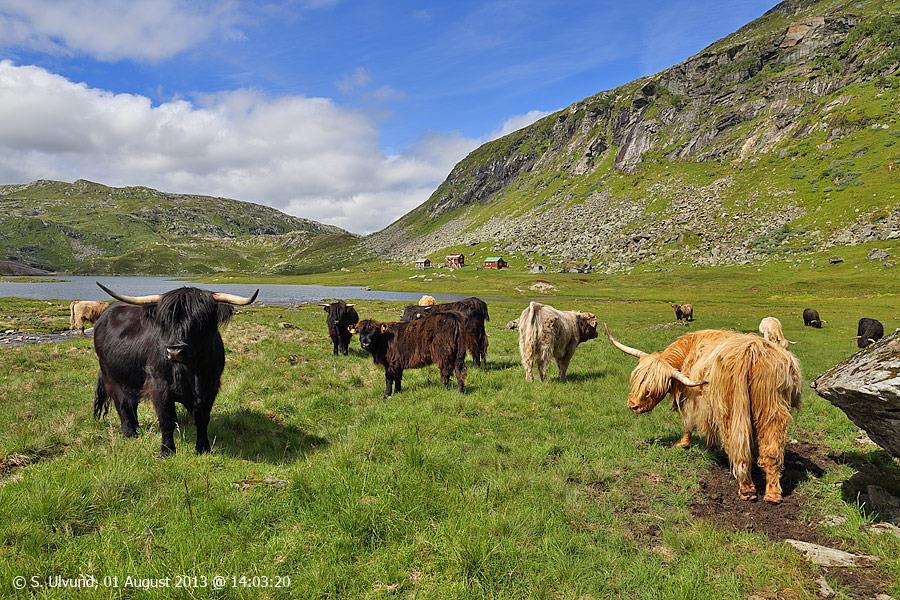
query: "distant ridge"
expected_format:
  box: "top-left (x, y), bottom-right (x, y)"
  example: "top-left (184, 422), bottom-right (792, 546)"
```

top-left (0, 179), bottom-right (359, 275)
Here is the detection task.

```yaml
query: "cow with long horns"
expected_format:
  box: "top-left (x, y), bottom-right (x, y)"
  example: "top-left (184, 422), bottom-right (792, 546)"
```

top-left (605, 325), bottom-right (801, 504)
top-left (92, 284), bottom-right (258, 456)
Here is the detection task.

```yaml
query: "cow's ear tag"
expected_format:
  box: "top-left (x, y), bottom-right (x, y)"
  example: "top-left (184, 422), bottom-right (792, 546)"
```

top-left (380, 324), bottom-right (388, 333)
top-left (348, 326), bottom-right (356, 334)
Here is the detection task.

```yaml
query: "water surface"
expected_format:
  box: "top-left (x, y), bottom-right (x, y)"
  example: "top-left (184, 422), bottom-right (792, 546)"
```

top-left (0, 275), bottom-right (464, 305)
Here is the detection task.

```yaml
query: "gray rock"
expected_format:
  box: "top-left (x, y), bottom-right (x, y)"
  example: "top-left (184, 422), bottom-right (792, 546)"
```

top-left (868, 248), bottom-right (889, 260)
top-left (862, 485), bottom-right (900, 523)
top-left (505, 319), bottom-right (519, 330)
top-left (828, 256), bottom-right (844, 264)
top-left (785, 540), bottom-right (879, 567)
top-left (812, 329), bottom-right (900, 457)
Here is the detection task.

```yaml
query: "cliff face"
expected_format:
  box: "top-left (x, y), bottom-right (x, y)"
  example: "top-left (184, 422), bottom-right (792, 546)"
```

top-left (368, 0), bottom-right (899, 271)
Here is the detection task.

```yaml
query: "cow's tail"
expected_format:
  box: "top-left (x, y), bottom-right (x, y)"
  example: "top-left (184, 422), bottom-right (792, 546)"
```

top-left (454, 316), bottom-right (467, 389)
top-left (705, 341), bottom-right (755, 486)
top-left (69, 302), bottom-right (76, 330)
top-left (93, 371), bottom-right (110, 419)
top-left (519, 302), bottom-right (544, 375)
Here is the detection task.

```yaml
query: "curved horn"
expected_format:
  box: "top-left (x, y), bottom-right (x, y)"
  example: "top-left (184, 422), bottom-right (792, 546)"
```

top-left (787, 340), bottom-right (797, 345)
top-left (671, 369), bottom-right (707, 387)
top-left (211, 289), bottom-right (259, 306)
top-left (320, 303), bottom-right (331, 307)
top-left (345, 303), bottom-right (355, 308)
top-left (96, 282), bottom-right (160, 305)
top-left (604, 323), bottom-right (647, 358)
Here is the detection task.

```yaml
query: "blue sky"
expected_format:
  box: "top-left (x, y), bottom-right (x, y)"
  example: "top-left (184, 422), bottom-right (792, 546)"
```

top-left (0, 0), bottom-right (776, 232)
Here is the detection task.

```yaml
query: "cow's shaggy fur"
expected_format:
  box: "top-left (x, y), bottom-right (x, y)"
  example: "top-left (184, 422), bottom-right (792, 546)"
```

top-left (400, 297), bottom-right (489, 366)
top-left (418, 295), bottom-right (436, 306)
top-left (612, 328), bottom-right (801, 503)
top-left (758, 316), bottom-right (792, 348)
top-left (70, 300), bottom-right (109, 334)
top-left (355, 314), bottom-right (467, 397)
top-left (518, 301), bottom-right (597, 382)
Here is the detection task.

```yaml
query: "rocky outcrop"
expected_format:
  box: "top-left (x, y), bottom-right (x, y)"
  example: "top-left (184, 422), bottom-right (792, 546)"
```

top-left (812, 330), bottom-right (900, 457)
top-left (367, 0), bottom-right (898, 267)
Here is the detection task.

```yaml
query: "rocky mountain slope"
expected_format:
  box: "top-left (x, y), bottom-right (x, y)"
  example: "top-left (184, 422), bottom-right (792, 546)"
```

top-left (368, 0), bottom-right (899, 272)
top-left (0, 179), bottom-right (357, 275)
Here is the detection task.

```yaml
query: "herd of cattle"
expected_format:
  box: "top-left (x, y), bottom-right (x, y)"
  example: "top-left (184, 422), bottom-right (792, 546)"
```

top-left (77, 283), bottom-right (887, 503)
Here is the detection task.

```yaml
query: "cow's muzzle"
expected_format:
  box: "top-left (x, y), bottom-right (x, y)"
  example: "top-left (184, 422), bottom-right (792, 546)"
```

top-left (165, 343), bottom-right (190, 363)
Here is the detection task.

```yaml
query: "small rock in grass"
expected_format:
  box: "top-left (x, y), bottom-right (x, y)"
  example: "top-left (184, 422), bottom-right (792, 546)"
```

top-left (505, 319), bottom-right (519, 330)
top-left (816, 576), bottom-right (835, 598)
top-left (865, 522), bottom-right (900, 538)
top-left (819, 515), bottom-right (847, 527)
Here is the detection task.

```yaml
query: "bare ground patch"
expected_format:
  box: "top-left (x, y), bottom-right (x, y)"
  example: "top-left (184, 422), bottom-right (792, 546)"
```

top-left (1, 444), bottom-right (65, 483)
top-left (690, 440), bottom-right (891, 598)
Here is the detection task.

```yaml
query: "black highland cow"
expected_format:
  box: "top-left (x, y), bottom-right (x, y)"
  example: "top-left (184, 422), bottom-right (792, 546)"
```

top-left (92, 283), bottom-right (257, 456)
top-left (321, 300), bottom-right (359, 355)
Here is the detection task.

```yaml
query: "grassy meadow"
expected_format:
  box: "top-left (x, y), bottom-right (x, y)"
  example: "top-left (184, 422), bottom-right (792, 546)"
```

top-left (1, 258), bottom-right (899, 599)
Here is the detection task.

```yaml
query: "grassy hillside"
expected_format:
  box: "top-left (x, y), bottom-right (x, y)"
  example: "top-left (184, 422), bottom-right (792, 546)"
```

top-left (1, 263), bottom-right (898, 598)
top-left (368, 0), bottom-right (899, 272)
top-left (0, 179), bottom-right (362, 275)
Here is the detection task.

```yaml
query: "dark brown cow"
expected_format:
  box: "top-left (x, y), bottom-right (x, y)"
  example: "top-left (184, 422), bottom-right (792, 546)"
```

top-left (400, 297), bottom-right (489, 366)
top-left (353, 314), bottom-right (467, 397)
top-left (672, 303), bottom-right (694, 322)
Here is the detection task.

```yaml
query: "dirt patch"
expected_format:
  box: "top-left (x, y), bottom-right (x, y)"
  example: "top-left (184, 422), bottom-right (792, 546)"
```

top-left (691, 448), bottom-right (833, 544)
top-left (1, 444), bottom-right (65, 482)
top-left (690, 440), bottom-right (890, 598)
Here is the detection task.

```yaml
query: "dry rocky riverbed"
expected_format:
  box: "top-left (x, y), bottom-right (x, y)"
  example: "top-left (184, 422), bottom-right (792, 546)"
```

top-left (0, 328), bottom-right (90, 346)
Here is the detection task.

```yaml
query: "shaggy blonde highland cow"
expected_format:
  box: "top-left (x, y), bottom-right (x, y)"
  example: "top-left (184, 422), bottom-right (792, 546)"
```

top-left (69, 300), bottom-right (109, 335)
top-left (758, 316), bottom-right (795, 349)
top-left (518, 301), bottom-right (597, 382)
top-left (605, 325), bottom-right (801, 503)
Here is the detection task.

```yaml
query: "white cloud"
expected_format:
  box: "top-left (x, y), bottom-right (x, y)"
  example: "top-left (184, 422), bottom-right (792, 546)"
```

top-left (0, 62), bottom-right (551, 234)
top-left (487, 109), bottom-right (552, 140)
top-left (0, 0), bottom-right (243, 62)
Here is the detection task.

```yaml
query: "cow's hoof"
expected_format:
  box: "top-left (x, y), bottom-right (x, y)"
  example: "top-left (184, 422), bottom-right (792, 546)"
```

top-left (674, 434), bottom-right (692, 449)
top-left (122, 428), bottom-right (138, 438)
top-left (159, 447), bottom-right (175, 458)
top-left (763, 493), bottom-right (783, 504)
top-left (739, 490), bottom-right (758, 501)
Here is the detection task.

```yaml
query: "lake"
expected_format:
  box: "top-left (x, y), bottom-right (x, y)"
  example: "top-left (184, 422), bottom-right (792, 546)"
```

top-left (0, 276), bottom-right (465, 305)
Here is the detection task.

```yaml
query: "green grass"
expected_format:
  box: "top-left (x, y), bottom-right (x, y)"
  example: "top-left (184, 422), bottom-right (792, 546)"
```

top-left (1, 263), bottom-right (898, 598)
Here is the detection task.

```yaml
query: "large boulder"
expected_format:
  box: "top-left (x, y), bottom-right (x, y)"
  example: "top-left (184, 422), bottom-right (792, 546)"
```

top-left (812, 330), bottom-right (900, 457)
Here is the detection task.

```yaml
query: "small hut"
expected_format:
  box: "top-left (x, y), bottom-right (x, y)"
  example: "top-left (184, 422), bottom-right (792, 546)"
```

top-left (446, 254), bottom-right (465, 268)
top-left (484, 256), bottom-right (508, 269)
top-left (414, 258), bottom-right (432, 270)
